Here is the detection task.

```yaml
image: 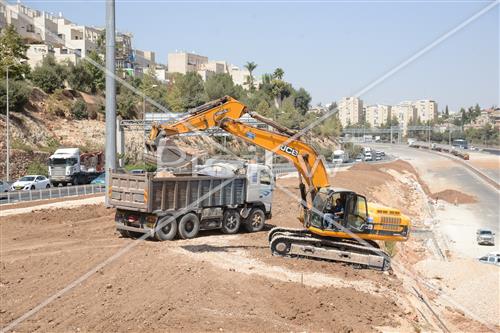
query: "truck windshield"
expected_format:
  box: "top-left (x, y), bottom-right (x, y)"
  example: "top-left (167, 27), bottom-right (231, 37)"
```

top-left (50, 158), bottom-right (77, 166)
top-left (480, 230), bottom-right (492, 235)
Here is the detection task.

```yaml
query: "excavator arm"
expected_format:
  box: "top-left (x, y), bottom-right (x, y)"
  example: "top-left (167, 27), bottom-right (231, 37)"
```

top-left (146, 96), bottom-right (330, 202)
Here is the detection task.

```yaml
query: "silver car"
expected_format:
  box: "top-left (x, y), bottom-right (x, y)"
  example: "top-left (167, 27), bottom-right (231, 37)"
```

top-left (479, 252), bottom-right (500, 266)
top-left (476, 229), bottom-right (495, 246)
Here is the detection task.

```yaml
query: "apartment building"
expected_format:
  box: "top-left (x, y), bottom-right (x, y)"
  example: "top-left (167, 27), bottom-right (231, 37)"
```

top-left (167, 52), bottom-right (209, 75)
top-left (134, 49), bottom-right (155, 70)
top-left (413, 100), bottom-right (437, 123)
top-left (365, 104), bottom-right (391, 127)
top-left (392, 101), bottom-right (417, 134)
top-left (338, 97), bottom-right (364, 127)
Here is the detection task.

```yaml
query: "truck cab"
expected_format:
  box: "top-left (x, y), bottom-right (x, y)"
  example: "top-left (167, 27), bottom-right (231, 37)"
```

top-left (49, 148), bottom-right (81, 186)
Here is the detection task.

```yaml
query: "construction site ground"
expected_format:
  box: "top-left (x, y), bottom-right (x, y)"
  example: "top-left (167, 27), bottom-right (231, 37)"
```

top-left (1, 160), bottom-right (498, 332)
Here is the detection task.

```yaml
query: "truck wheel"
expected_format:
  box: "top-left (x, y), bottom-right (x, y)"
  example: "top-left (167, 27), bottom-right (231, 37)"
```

top-left (52, 182), bottom-right (59, 187)
top-left (221, 210), bottom-right (241, 234)
top-left (118, 229), bottom-right (130, 238)
top-left (154, 215), bottom-right (178, 241)
top-left (244, 208), bottom-right (266, 232)
top-left (178, 213), bottom-right (200, 239)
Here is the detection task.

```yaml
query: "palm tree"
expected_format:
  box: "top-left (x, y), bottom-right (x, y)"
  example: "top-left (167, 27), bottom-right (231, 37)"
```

top-left (273, 68), bottom-right (284, 80)
top-left (244, 61), bottom-right (257, 90)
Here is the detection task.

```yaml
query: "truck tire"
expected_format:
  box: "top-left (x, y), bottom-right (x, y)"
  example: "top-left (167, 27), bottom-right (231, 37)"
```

top-left (243, 208), bottom-right (266, 232)
top-left (154, 215), bottom-right (178, 241)
top-left (52, 182), bottom-right (59, 187)
top-left (178, 213), bottom-right (200, 239)
top-left (221, 210), bottom-right (241, 234)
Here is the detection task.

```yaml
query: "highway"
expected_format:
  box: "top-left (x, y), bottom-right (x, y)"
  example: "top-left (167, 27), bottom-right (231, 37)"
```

top-left (0, 184), bottom-right (105, 205)
top-left (368, 143), bottom-right (499, 259)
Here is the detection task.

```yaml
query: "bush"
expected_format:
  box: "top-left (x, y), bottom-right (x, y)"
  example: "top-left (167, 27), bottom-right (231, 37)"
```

top-left (26, 160), bottom-right (48, 176)
top-left (71, 99), bottom-right (88, 119)
top-left (0, 79), bottom-right (31, 113)
top-left (30, 56), bottom-right (67, 93)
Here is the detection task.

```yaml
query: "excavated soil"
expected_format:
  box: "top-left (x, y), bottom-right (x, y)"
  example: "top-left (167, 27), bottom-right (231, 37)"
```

top-left (0, 162), bottom-right (427, 332)
top-left (430, 189), bottom-right (477, 204)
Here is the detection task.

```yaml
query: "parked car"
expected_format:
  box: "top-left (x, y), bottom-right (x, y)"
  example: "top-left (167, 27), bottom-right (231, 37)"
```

top-left (476, 229), bottom-right (495, 246)
top-left (0, 180), bottom-right (11, 192)
top-left (355, 154), bottom-right (363, 162)
top-left (129, 169), bottom-right (145, 174)
top-left (10, 175), bottom-right (51, 191)
top-left (90, 173), bottom-right (106, 186)
top-left (364, 152), bottom-right (373, 161)
top-left (478, 252), bottom-right (500, 266)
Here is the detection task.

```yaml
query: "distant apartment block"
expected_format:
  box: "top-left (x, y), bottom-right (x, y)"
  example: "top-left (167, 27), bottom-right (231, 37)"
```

top-left (338, 97), bottom-right (364, 127)
top-left (392, 101), bottom-right (417, 134)
top-left (134, 49), bottom-right (155, 70)
top-left (413, 100), bottom-right (437, 123)
top-left (365, 104), bottom-right (391, 127)
top-left (166, 51), bottom-right (255, 89)
top-left (464, 108), bottom-right (500, 130)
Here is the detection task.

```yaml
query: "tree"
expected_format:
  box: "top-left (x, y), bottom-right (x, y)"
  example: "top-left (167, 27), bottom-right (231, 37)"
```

top-left (117, 88), bottom-right (138, 118)
top-left (244, 61), bottom-right (257, 90)
top-left (140, 67), bottom-right (168, 112)
top-left (166, 72), bottom-right (206, 112)
top-left (67, 61), bottom-right (94, 92)
top-left (0, 25), bottom-right (30, 80)
top-left (273, 68), bottom-right (284, 80)
top-left (83, 51), bottom-right (105, 93)
top-left (293, 88), bottom-right (312, 114)
top-left (71, 99), bottom-right (88, 119)
top-left (444, 105), bottom-right (449, 119)
top-left (0, 79), bottom-right (31, 113)
top-left (30, 55), bottom-right (67, 93)
top-left (205, 73), bottom-right (241, 100)
top-left (270, 79), bottom-right (292, 108)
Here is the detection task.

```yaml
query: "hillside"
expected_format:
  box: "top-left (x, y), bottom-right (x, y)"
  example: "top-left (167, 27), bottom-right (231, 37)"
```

top-left (0, 88), bottom-right (340, 180)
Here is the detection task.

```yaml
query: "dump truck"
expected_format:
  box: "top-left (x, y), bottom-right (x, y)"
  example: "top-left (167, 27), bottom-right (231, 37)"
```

top-left (109, 163), bottom-right (274, 240)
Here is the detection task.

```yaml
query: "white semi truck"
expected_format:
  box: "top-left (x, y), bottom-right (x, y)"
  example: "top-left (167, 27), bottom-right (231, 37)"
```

top-left (48, 148), bottom-right (104, 186)
top-left (331, 149), bottom-right (349, 164)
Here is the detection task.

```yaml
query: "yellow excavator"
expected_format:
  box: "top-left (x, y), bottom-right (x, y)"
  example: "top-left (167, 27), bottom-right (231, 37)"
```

top-left (146, 96), bottom-right (410, 270)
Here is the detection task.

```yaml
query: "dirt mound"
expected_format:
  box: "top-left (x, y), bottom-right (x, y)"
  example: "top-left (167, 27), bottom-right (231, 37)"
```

top-left (431, 189), bottom-right (477, 204)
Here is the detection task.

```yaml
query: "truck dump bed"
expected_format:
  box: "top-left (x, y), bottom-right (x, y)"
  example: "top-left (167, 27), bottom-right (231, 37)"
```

top-left (109, 172), bottom-right (247, 213)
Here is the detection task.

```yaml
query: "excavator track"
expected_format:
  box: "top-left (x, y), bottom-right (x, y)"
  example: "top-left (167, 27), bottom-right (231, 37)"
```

top-left (268, 227), bottom-right (391, 271)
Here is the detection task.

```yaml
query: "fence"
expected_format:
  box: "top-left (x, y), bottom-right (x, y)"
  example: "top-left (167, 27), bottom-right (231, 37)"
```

top-left (0, 184), bottom-right (106, 205)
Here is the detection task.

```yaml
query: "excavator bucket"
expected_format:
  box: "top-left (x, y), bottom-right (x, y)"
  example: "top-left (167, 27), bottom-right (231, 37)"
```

top-left (145, 138), bottom-right (195, 169)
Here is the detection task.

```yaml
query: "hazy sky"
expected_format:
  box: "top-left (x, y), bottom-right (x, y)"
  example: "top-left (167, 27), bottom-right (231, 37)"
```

top-left (22, 0), bottom-right (499, 111)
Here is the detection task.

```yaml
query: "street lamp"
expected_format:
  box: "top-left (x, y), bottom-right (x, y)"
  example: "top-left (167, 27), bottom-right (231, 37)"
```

top-left (5, 59), bottom-right (26, 182)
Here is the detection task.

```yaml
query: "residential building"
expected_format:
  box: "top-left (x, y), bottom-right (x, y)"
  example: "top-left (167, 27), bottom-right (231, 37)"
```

top-left (392, 101), bottom-right (417, 135)
top-left (228, 64), bottom-right (252, 88)
top-left (365, 104), bottom-right (391, 127)
top-left (134, 49), bottom-right (155, 70)
top-left (464, 108), bottom-right (500, 130)
top-left (26, 44), bottom-right (80, 68)
top-left (154, 65), bottom-right (168, 83)
top-left (56, 16), bottom-right (100, 58)
top-left (167, 51), bottom-right (209, 75)
top-left (413, 100), bottom-right (437, 123)
top-left (338, 97), bottom-right (364, 127)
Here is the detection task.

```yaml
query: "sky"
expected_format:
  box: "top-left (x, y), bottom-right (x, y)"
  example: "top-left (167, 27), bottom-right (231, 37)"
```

top-left (21, 0), bottom-right (499, 112)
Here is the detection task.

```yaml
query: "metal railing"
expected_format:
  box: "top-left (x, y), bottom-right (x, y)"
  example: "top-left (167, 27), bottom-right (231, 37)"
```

top-left (0, 184), bottom-right (106, 205)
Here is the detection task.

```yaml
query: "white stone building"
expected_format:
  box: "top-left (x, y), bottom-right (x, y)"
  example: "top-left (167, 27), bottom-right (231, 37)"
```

top-left (365, 104), bottom-right (391, 127)
top-left (392, 101), bottom-right (417, 134)
top-left (413, 100), bottom-right (437, 123)
top-left (338, 97), bottom-right (364, 127)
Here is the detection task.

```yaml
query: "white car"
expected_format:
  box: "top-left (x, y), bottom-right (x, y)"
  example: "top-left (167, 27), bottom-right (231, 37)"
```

top-left (0, 180), bottom-right (11, 192)
top-left (11, 175), bottom-right (51, 191)
top-left (479, 252), bottom-right (500, 266)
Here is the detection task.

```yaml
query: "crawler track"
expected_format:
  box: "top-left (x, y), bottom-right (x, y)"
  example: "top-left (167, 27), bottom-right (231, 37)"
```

top-left (268, 227), bottom-right (391, 271)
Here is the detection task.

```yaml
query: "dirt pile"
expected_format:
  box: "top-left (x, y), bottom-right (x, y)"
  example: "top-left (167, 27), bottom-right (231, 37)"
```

top-left (431, 189), bottom-right (477, 204)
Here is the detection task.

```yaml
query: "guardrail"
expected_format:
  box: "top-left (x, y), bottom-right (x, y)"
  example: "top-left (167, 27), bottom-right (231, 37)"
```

top-left (0, 184), bottom-right (105, 205)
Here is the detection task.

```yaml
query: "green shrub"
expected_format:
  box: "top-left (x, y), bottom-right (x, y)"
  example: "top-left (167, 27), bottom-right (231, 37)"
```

top-left (71, 99), bottom-right (88, 119)
top-left (30, 56), bottom-right (67, 93)
top-left (0, 79), bottom-right (31, 113)
top-left (11, 138), bottom-right (33, 153)
top-left (26, 160), bottom-right (48, 176)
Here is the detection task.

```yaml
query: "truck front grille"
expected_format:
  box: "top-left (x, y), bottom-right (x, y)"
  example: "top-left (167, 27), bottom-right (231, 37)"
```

top-left (51, 167), bottom-right (66, 176)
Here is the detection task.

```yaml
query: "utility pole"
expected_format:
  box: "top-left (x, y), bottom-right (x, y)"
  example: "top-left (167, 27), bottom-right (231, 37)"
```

top-left (5, 66), bottom-right (10, 182)
top-left (105, 0), bottom-right (116, 205)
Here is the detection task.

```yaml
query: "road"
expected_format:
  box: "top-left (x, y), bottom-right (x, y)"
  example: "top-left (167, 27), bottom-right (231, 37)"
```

top-left (0, 184), bottom-right (105, 205)
top-left (368, 143), bottom-right (499, 259)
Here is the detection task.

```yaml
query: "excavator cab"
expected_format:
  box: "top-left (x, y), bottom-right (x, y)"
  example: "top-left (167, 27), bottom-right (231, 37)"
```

top-left (308, 188), bottom-right (371, 234)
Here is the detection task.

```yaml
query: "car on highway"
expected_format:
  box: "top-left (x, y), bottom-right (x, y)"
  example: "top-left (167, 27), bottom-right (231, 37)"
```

top-left (476, 229), bottom-right (495, 245)
top-left (129, 169), bottom-right (145, 174)
top-left (355, 154), bottom-right (363, 162)
top-left (0, 180), bottom-right (11, 192)
top-left (10, 175), bottom-right (51, 191)
top-left (364, 152), bottom-right (373, 161)
top-left (478, 252), bottom-right (500, 266)
top-left (90, 173), bottom-right (106, 186)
